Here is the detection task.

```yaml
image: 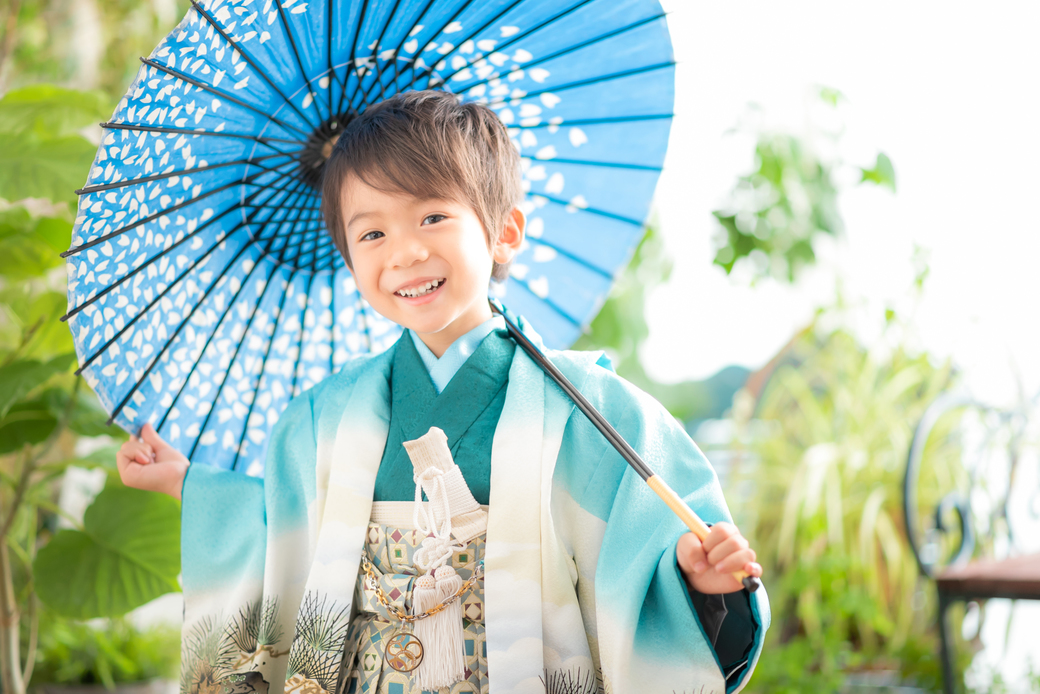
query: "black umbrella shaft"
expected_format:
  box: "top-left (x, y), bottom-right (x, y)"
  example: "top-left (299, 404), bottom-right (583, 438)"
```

top-left (491, 302), bottom-right (654, 480)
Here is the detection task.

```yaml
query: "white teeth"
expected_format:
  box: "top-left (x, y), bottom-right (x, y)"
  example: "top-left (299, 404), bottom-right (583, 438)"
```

top-left (398, 279), bottom-right (443, 297)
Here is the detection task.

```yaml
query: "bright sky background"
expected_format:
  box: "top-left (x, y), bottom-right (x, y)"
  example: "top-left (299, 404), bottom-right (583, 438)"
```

top-left (649, 0), bottom-right (1040, 409)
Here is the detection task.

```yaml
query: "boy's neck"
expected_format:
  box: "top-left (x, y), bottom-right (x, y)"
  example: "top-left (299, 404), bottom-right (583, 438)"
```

top-left (412, 302), bottom-right (494, 357)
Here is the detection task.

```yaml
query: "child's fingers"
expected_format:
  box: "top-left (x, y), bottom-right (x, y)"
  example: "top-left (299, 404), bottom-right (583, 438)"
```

top-left (706, 534), bottom-right (750, 567)
top-left (714, 548), bottom-right (758, 575)
top-left (700, 522), bottom-right (739, 554)
top-left (676, 533), bottom-right (708, 573)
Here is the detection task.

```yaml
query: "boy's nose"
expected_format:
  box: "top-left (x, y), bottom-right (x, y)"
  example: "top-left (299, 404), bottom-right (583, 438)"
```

top-left (388, 234), bottom-right (430, 268)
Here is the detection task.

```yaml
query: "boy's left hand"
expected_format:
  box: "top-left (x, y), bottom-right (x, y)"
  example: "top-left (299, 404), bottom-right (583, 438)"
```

top-left (677, 522), bottom-right (762, 594)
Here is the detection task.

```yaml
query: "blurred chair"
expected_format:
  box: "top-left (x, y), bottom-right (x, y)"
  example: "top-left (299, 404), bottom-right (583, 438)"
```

top-left (904, 393), bottom-right (1040, 694)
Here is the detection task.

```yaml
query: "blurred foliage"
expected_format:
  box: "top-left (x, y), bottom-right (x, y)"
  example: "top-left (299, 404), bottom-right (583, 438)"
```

top-left (574, 226), bottom-right (750, 423)
top-left (0, 0), bottom-right (191, 101)
top-left (0, 79), bottom-right (181, 692)
top-left (30, 610), bottom-right (179, 689)
top-left (712, 88), bottom-right (897, 284)
top-left (730, 304), bottom-right (972, 692)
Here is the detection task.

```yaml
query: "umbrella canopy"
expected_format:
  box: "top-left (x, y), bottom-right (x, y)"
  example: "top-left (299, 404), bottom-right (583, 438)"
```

top-left (64, 0), bottom-right (674, 475)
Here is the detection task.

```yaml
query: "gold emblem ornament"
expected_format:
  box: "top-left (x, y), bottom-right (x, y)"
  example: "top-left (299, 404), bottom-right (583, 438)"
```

top-left (385, 631), bottom-right (424, 672)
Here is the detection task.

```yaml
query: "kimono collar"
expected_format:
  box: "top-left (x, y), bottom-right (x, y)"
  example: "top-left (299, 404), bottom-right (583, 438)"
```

top-left (408, 315), bottom-right (506, 393)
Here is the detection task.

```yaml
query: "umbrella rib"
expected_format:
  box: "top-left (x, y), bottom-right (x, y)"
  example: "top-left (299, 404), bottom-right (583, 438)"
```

top-left (189, 0), bottom-right (321, 131)
top-left (78, 221), bottom-right (252, 377)
top-left (139, 176), bottom-right (316, 434)
top-left (156, 177), bottom-right (313, 433)
top-left (512, 113), bottom-right (672, 129)
top-left (351, 0), bottom-right (406, 110)
top-left (442, 10), bottom-right (664, 89)
top-left (105, 238), bottom-right (263, 427)
top-left (63, 167), bottom-right (306, 320)
top-left (101, 121), bottom-right (306, 146)
top-left (228, 265), bottom-right (302, 472)
top-left (325, 0), bottom-right (335, 120)
top-left (534, 193), bottom-right (644, 226)
top-left (271, 0), bottom-right (330, 124)
top-left (485, 62), bottom-right (675, 106)
top-left (241, 199), bottom-right (321, 213)
top-left (65, 158), bottom-right (301, 257)
top-left (139, 57), bottom-right (312, 140)
top-left (510, 277), bottom-right (581, 326)
top-left (336, 0), bottom-right (371, 117)
top-left (390, 0), bottom-right (524, 94)
top-left (524, 156), bottom-right (662, 171)
top-left (357, 0), bottom-right (460, 106)
top-left (75, 149), bottom-right (297, 196)
top-left (524, 236), bottom-right (612, 279)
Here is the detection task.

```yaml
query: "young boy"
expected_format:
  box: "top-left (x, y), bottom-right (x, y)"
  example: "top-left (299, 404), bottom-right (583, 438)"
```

top-left (118, 90), bottom-right (767, 694)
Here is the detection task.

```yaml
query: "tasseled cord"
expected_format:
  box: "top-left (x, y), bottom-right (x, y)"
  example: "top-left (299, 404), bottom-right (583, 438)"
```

top-left (406, 428), bottom-right (470, 689)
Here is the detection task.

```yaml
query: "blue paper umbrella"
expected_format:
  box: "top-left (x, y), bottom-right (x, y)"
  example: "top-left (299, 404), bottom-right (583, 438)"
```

top-left (64, 0), bottom-right (674, 474)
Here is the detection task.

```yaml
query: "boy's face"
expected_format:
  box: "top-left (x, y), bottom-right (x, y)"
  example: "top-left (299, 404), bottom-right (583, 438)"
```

top-left (342, 175), bottom-right (523, 356)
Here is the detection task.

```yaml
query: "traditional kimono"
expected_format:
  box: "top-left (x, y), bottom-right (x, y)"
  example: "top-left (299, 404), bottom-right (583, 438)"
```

top-left (179, 314), bottom-right (770, 694)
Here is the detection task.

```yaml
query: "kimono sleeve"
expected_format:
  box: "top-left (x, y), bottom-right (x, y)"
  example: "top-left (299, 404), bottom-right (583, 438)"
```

top-left (554, 361), bottom-right (770, 693)
top-left (180, 388), bottom-right (318, 600)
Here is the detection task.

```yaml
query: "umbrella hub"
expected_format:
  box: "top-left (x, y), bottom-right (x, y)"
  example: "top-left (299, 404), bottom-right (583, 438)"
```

top-left (298, 113), bottom-right (355, 190)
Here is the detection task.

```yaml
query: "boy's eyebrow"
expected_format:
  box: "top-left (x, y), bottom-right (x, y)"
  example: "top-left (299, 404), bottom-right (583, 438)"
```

top-left (346, 210), bottom-right (378, 228)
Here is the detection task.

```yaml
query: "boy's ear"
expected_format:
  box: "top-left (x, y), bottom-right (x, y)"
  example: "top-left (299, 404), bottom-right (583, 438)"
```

top-left (492, 207), bottom-right (525, 265)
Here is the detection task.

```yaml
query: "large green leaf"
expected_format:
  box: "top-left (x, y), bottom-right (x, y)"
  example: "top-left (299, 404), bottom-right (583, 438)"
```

top-left (0, 133), bottom-right (95, 203)
top-left (33, 485), bottom-right (181, 619)
top-left (0, 84), bottom-right (113, 138)
top-left (0, 289), bottom-right (74, 360)
top-left (0, 354), bottom-right (73, 419)
top-left (0, 232), bottom-right (63, 279)
top-left (0, 397), bottom-right (58, 454)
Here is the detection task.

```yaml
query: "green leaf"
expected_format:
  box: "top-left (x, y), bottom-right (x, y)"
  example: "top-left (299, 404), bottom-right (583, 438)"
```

top-left (43, 387), bottom-right (116, 437)
top-left (33, 485), bottom-right (181, 619)
top-left (860, 152), bottom-right (897, 192)
top-left (0, 289), bottom-right (74, 360)
top-left (0, 84), bottom-right (113, 138)
top-left (0, 231), bottom-right (63, 278)
top-left (35, 216), bottom-right (73, 253)
top-left (0, 133), bottom-right (96, 203)
top-left (0, 398), bottom-right (58, 453)
top-left (0, 354), bottom-right (73, 419)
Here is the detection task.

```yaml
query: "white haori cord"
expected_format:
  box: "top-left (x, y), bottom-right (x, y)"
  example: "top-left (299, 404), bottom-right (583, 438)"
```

top-left (405, 428), bottom-right (482, 689)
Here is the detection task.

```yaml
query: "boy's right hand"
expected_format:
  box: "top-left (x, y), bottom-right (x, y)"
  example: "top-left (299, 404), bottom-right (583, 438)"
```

top-left (116, 423), bottom-right (189, 501)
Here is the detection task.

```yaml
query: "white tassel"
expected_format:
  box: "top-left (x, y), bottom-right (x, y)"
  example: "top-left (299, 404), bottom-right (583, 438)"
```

top-left (414, 567), bottom-right (466, 690)
top-left (411, 573), bottom-right (439, 680)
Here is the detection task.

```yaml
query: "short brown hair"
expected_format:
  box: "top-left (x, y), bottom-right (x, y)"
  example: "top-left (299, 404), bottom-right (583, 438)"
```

top-left (320, 90), bottom-right (522, 282)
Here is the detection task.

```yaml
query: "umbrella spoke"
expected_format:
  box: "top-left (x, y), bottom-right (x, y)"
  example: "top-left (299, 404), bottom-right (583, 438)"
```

top-left (270, 0), bottom-right (331, 124)
top-left (189, 0), bottom-right (322, 132)
top-left (228, 265), bottom-right (302, 472)
top-left (385, 0), bottom-right (520, 94)
top-left (336, 0), bottom-right (372, 117)
top-left (526, 157), bottom-right (662, 171)
top-left (101, 122), bottom-right (305, 147)
top-left (410, 0), bottom-right (597, 89)
top-left (534, 192), bottom-right (644, 226)
top-left (443, 8), bottom-right (663, 90)
top-left (65, 156), bottom-right (303, 257)
top-left (115, 177), bottom-right (315, 429)
top-left (75, 149), bottom-right (298, 196)
top-left (78, 175), bottom-right (312, 376)
top-left (485, 61), bottom-right (675, 107)
top-left (354, 0), bottom-right (442, 108)
top-left (512, 277), bottom-right (581, 326)
top-left (140, 57), bottom-right (312, 140)
top-left (524, 237), bottom-right (612, 279)
top-left (157, 177), bottom-right (314, 433)
top-left (64, 169), bottom-right (309, 322)
top-left (105, 238), bottom-right (261, 426)
top-left (512, 114), bottom-right (672, 129)
top-left (351, 0), bottom-right (406, 110)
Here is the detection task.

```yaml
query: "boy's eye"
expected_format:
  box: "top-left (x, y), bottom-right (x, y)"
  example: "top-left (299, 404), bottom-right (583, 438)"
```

top-left (422, 214), bottom-right (446, 225)
top-left (360, 230), bottom-right (384, 242)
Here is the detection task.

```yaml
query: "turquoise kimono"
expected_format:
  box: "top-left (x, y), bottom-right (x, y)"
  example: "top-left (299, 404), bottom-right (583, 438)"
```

top-left (179, 315), bottom-right (770, 694)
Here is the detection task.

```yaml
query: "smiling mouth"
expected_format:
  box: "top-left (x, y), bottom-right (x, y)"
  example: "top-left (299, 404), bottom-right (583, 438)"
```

top-left (395, 278), bottom-right (445, 298)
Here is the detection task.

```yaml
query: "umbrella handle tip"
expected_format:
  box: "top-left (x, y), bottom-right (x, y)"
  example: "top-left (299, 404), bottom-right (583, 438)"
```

top-left (742, 576), bottom-right (762, 593)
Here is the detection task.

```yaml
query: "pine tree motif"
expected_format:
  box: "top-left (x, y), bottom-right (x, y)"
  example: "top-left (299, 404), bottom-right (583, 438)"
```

top-left (285, 592), bottom-right (352, 694)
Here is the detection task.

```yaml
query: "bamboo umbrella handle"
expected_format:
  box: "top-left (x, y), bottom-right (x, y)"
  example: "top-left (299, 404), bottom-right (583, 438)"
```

top-left (490, 301), bottom-right (761, 593)
top-left (646, 475), bottom-right (761, 591)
